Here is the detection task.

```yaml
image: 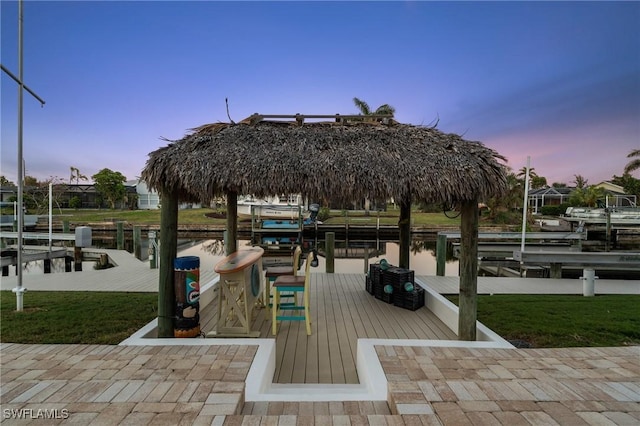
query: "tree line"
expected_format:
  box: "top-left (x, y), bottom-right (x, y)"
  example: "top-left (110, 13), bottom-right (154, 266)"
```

top-left (0, 167), bottom-right (130, 213)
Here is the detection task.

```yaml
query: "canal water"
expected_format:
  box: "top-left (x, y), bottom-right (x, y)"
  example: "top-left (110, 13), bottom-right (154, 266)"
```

top-left (177, 239), bottom-right (460, 276)
top-left (14, 237), bottom-right (460, 276)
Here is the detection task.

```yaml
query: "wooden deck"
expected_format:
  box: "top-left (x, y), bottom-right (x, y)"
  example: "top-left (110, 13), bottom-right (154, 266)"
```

top-left (200, 272), bottom-right (457, 385)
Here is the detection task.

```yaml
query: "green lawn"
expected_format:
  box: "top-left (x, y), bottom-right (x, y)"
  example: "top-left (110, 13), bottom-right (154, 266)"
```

top-left (447, 294), bottom-right (640, 347)
top-left (0, 291), bottom-right (158, 344)
top-left (2, 290), bottom-right (638, 347)
top-left (53, 207), bottom-right (466, 228)
top-left (56, 208), bottom-right (220, 226)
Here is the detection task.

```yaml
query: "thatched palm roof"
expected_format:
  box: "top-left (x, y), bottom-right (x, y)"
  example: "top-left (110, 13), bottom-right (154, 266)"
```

top-left (142, 116), bottom-right (508, 204)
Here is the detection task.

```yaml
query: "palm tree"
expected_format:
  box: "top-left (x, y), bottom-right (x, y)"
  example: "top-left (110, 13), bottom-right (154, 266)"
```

top-left (69, 166), bottom-right (88, 185)
top-left (352, 97), bottom-right (395, 118)
top-left (516, 166), bottom-right (548, 189)
top-left (624, 149), bottom-right (640, 175)
top-left (516, 166), bottom-right (537, 181)
top-left (485, 170), bottom-right (523, 222)
top-left (570, 185), bottom-right (605, 207)
top-left (584, 186), bottom-right (606, 207)
top-left (573, 174), bottom-right (588, 189)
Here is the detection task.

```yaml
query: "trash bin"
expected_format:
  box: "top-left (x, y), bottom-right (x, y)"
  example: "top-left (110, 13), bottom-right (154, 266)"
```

top-left (174, 256), bottom-right (201, 337)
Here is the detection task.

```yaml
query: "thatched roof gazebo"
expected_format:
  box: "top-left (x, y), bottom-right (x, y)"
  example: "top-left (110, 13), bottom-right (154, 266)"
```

top-left (142, 114), bottom-right (508, 339)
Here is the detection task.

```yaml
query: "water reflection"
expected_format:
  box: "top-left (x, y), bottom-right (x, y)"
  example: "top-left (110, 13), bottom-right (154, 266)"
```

top-left (8, 258), bottom-right (101, 276)
top-left (180, 238), bottom-right (459, 276)
top-left (200, 239), bottom-right (226, 256)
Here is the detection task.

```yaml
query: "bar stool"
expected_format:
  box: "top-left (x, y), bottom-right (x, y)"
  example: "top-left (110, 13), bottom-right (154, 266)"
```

top-left (264, 246), bottom-right (302, 312)
top-left (272, 251), bottom-right (314, 336)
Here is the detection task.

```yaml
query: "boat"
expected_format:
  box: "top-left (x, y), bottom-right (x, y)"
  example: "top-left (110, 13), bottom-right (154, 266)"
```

top-left (237, 195), bottom-right (304, 220)
top-left (564, 206), bottom-right (640, 225)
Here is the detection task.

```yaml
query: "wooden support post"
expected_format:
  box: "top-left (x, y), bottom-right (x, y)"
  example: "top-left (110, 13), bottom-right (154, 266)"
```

top-left (133, 225), bottom-right (142, 260)
top-left (436, 233), bottom-right (447, 276)
top-left (74, 246), bottom-right (82, 271)
top-left (364, 246), bottom-right (369, 274)
top-left (158, 191), bottom-right (178, 338)
top-left (398, 198), bottom-right (411, 269)
top-left (458, 199), bottom-right (478, 341)
top-left (550, 263), bottom-right (562, 279)
top-left (226, 191), bottom-right (238, 256)
top-left (63, 220), bottom-right (70, 233)
top-left (44, 258), bottom-right (51, 273)
top-left (117, 221), bottom-right (124, 250)
top-left (326, 232), bottom-right (335, 273)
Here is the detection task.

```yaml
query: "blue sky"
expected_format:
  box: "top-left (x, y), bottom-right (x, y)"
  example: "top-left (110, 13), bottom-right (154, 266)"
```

top-left (1, 1), bottom-right (639, 188)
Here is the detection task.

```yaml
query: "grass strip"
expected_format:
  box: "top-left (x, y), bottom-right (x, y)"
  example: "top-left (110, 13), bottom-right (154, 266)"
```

top-left (1, 291), bottom-right (158, 345)
top-left (3, 291), bottom-right (638, 348)
top-left (447, 294), bottom-right (640, 348)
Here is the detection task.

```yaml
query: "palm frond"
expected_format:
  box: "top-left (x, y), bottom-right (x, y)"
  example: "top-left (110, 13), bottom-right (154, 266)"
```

top-left (624, 159), bottom-right (640, 174)
top-left (374, 104), bottom-right (396, 115)
top-left (352, 97), bottom-right (371, 115)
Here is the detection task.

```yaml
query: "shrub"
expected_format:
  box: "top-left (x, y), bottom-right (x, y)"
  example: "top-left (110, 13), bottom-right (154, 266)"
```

top-left (69, 196), bottom-right (81, 209)
top-left (317, 207), bottom-right (331, 222)
top-left (491, 210), bottom-right (524, 224)
top-left (540, 203), bottom-right (570, 216)
top-left (540, 205), bottom-right (562, 216)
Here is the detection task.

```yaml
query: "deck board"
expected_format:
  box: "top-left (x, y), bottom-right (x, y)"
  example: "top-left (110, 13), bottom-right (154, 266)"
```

top-left (304, 275), bottom-right (320, 383)
top-left (325, 274), bottom-right (347, 383)
top-left (335, 274), bottom-right (364, 383)
top-left (201, 272), bottom-right (457, 384)
top-left (314, 272), bottom-right (332, 383)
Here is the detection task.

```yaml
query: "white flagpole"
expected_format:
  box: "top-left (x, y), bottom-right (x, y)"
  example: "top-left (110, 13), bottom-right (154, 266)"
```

top-left (520, 156), bottom-right (531, 258)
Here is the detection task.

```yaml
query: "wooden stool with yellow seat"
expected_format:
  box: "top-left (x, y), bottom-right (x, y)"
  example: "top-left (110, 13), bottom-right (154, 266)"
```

top-left (264, 245), bottom-right (302, 313)
top-left (271, 250), bottom-right (314, 335)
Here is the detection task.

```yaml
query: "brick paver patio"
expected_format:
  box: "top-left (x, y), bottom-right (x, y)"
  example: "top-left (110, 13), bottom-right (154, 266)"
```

top-left (1, 343), bottom-right (638, 425)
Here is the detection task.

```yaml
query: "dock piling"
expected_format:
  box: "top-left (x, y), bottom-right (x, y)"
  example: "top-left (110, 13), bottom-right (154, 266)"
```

top-left (326, 232), bottom-right (335, 273)
top-left (550, 263), bottom-right (562, 279)
top-left (364, 246), bottom-right (369, 274)
top-left (117, 222), bottom-right (124, 250)
top-left (133, 225), bottom-right (142, 260)
top-left (74, 247), bottom-right (82, 271)
top-left (436, 233), bottom-right (447, 276)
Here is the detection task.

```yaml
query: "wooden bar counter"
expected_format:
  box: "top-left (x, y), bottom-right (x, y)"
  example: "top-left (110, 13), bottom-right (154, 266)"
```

top-left (208, 247), bottom-right (264, 337)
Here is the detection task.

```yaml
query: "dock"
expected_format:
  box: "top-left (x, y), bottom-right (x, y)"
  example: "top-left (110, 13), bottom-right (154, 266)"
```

top-left (1, 246), bottom-right (68, 268)
top-left (0, 248), bottom-right (215, 292)
top-left (2, 249), bottom-right (639, 385)
top-left (1, 249), bottom-right (639, 423)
